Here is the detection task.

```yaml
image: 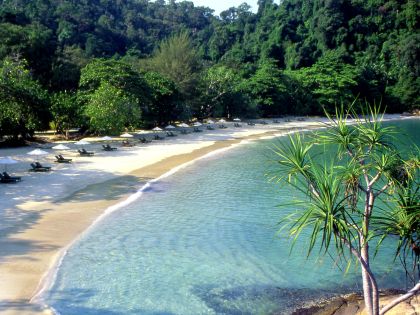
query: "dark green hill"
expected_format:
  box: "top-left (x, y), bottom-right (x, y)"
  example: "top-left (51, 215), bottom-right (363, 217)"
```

top-left (0, 0), bottom-right (418, 139)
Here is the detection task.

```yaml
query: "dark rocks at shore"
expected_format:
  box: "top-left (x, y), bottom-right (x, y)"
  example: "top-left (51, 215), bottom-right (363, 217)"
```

top-left (192, 284), bottom-right (349, 314)
top-left (191, 283), bottom-right (411, 315)
top-left (289, 289), bottom-right (407, 315)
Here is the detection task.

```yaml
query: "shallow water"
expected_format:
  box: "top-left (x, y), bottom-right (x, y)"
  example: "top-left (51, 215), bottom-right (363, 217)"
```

top-left (44, 119), bottom-right (419, 315)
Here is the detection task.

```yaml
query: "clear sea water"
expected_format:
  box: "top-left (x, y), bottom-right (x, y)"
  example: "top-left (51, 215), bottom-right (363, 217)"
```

top-left (43, 119), bottom-right (419, 315)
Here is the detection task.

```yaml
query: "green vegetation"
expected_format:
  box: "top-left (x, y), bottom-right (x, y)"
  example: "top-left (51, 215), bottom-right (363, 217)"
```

top-left (0, 57), bottom-right (49, 140)
top-left (0, 0), bottom-right (418, 138)
top-left (50, 91), bottom-right (79, 139)
top-left (273, 106), bottom-right (419, 315)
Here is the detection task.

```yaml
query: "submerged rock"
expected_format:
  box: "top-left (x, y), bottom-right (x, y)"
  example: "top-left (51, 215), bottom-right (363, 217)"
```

top-left (192, 284), bottom-right (346, 314)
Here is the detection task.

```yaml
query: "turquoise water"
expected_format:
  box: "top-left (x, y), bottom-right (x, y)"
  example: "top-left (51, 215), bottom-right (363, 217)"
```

top-left (44, 119), bottom-right (419, 315)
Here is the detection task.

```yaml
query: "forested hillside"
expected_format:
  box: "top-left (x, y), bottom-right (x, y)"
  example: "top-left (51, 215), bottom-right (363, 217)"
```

top-left (0, 0), bottom-right (418, 138)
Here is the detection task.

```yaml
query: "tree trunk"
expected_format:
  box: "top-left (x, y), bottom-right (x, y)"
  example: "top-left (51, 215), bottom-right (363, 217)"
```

top-left (368, 192), bottom-right (379, 315)
top-left (361, 190), bottom-right (378, 315)
top-left (361, 236), bottom-right (373, 315)
top-left (380, 281), bottom-right (420, 314)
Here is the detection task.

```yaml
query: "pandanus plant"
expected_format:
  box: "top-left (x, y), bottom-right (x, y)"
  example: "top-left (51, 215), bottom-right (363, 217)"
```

top-left (272, 105), bottom-right (419, 315)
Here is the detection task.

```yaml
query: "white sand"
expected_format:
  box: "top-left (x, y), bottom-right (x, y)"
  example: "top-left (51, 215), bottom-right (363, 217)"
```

top-left (0, 120), bottom-right (325, 220)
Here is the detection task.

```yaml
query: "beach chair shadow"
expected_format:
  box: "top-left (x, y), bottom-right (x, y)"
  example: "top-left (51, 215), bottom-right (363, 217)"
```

top-left (0, 172), bottom-right (22, 183)
top-left (55, 155), bottom-right (72, 163)
top-left (102, 144), bottom-right (117, 151)
top-left (29, 162), bottom-right (51, 172)
top-left (78, 149), bottom-right (95, 156)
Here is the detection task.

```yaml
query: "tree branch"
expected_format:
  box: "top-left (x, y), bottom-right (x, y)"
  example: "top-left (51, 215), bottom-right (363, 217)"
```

top-left (346, 145), bottom-right (355, 158)
top-left (369, 171), bottom-right (382, 187)
top-left (379, 281), bottom-right (420, 315)
top-left (374, 181), bottom-right (393, 198)
top-left (358, 183), bottom-right (367, 193)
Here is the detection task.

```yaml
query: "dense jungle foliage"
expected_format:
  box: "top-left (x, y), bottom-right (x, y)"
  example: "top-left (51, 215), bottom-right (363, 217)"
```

top-left (0, 0), bottom-right (418, 137)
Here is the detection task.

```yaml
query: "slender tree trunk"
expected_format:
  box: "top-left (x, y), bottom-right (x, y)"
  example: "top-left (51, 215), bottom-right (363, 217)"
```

top-left (361, 234), bottom-right (373, 315)
top-left (380, 281), bottom-right (420, 314)
top-left (368, 192), bottom-right (379, 315)
top-left (361, 191), bottom-right (380, 315)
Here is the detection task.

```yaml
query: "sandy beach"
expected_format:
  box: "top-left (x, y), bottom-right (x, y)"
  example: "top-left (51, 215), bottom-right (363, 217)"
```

top-left (0, 116), bottom-right (416, 315)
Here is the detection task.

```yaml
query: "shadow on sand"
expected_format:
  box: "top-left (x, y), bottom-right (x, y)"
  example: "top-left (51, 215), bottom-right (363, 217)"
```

top-left (0, 168), bottom-right (151, 263)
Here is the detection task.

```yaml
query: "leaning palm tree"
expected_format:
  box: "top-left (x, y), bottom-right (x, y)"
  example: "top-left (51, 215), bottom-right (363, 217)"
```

top-left (273, 105), bottom-right (419, 315)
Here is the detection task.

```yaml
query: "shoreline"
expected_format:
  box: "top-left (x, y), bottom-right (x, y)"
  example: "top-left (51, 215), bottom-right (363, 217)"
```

top-left (0, 116), bottom-right (417, 314)
top-left (0, 122), bottom-right (321, 315)
top-left (291, 289), bottom-right (419, 315)
top-left (31, 134), bottom-right (277, 309)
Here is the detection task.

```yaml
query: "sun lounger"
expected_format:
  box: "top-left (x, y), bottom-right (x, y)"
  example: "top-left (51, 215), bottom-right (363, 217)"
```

top-left (0, 172), bottom-right (21, 183)
top-left (206, 125), bottom-right (215, 130)
top-left (55, 155), bottom-right (72, 163)
top-left (29, 162), bottom-right (51, 172)
top-left (36, 162), bottom-right (51, 170)
top-left (166, 131), bottom-right (177, 137)
top-left (102, 144), bottom-right (117, 151)
top-left (180, 129), bottom-right (189, 134)
top-left (234, 123), bottom-right (242, 127)
top-left (218, 124), bottom-right (227, 129)
top-left (193, 127), bottom-right (202, 132)
top-left (247, 121), bottom-right (255, 126)
top-left (78, 149), bottom-right (95, 156)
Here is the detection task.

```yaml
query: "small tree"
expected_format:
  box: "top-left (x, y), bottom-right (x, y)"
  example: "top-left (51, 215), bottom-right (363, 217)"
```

top-left (273, 106), bottom-right (419, 315)
top-left (0, 57), bottom-right (49, 140)
top-left (78, 59), bottom-right (148, 133)
top-left (242, 58), bottom-right (288, 117)
top-left (144, 32), bottom-right (201, 101)
top-left (84, 82), bottom-right (141, 135)
top-left (50, 91), bottom-right (81, 139)
top-left (200, 65), bottom-right (241, 118)
top-left (143, 71), bottom-right (182, 126)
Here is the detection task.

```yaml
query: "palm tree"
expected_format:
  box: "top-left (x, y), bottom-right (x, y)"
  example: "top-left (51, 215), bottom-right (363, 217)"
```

top-left (273, 105), bottom-right (419, 315)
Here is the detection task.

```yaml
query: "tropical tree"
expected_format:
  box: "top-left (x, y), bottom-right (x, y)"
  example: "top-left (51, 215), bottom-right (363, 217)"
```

top-left (143, 71), bottom-right (182, 126)
top-left (78, 59), bottom-right (149, 103)
top-left (50, 91), bottom-right (81, 138)
top-left (84, 82), bottom-right (141, 135)
top-left (144, 32), bottom-right (201, 101)
top-left (285, 50), bottom-right (359, 114)
top-left (242, 58), bottom-right (288, 116)
top-left (78, 58), bottom-right (148, 132)
top-left (273, 105), bottom-right (419, 315)
top-left (0, 56), bottom-right (49, 140)
top-left (200, 65), bottom-right (241, 118)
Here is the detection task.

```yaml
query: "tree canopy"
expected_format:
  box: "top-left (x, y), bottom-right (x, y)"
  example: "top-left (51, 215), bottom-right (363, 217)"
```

top-left (0, 0), bottom-right (418, 138)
